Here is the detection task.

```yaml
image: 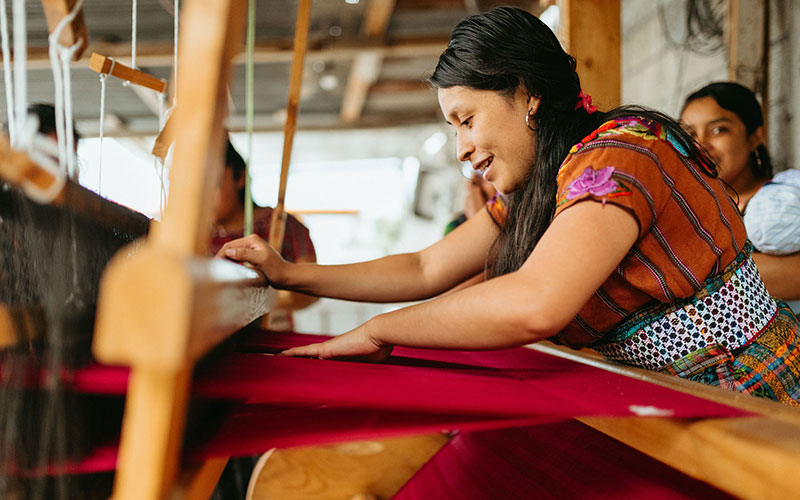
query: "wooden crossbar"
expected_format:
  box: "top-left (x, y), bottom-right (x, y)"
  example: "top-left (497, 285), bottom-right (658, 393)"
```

top-left (89, 53), bottom-right (168, 94)
top-left (530, 342), bottom-right (800, 499)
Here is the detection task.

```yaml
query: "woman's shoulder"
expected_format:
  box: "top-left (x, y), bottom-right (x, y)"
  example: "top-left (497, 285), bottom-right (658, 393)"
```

top-left (568, 116), bottom-right (689, 158)
top-left (771, 168), bottom-right (800, 187)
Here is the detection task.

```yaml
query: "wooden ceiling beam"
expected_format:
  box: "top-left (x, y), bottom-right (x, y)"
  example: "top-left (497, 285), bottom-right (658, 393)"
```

top-left (370, 78), bottom-right (429, 93)
top-left (341, 0), bottom-right (396, 123)
top-left (18, 37), bottom-right (448, 70)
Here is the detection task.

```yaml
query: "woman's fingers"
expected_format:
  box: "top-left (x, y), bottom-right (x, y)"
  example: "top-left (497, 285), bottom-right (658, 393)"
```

top-left (224, 246), bottom-right (263, 263)
top-left (280, 331), bottom-right (393, 362)
top-left (281, 344), bottom-right (323, 358)
top-left (216, 234), bottom-right (269, 263)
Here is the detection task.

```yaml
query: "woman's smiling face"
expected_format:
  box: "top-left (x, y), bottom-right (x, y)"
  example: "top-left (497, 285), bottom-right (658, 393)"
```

top-left (680, 96), bottom-right (762, 186)
top-left (438, 85), bottom-right (539, 195)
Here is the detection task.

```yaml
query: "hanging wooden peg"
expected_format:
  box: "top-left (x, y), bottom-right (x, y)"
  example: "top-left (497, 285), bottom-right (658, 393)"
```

top-left (89, 53), bottom-right (169, 94)
top-left (41, 0), bottom-right (89, 60)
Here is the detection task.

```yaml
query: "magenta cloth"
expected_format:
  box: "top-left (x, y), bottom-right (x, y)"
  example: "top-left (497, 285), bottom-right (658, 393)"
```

top-left (46, 330), bottom-right (752, 476)
top-left (194, 331), bottom-right (750, 420)
top-left (392, 422), bottom-right (734, 500)
top-left (189, 405), bottom-right (548, 460)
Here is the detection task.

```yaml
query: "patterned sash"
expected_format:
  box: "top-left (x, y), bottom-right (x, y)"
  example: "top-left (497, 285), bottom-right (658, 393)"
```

top-left (594, 246), bottom-right (778, 371)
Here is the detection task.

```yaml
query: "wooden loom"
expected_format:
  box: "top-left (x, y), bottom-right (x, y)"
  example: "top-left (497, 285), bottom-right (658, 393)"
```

top-left (3, 0), bottom-right (797, 499)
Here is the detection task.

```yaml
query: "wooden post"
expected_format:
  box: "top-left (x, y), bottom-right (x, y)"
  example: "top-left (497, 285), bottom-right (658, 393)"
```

top-left (93, 0), bottom-right (253, 499)
top-left (727, 0), bottom-right (769, 140)
top-left (531, 342), bottom-right (800, 500)
top-left (559, 0), bottom-right (621, 109)
top-left (268, 0), bottom-right (312, 251)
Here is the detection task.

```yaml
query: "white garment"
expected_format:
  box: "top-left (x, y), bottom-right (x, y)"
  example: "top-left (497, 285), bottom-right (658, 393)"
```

top-left (744, 169), bottom-right (800, 314)
top-left (744, 169), bottom-right (800, 255)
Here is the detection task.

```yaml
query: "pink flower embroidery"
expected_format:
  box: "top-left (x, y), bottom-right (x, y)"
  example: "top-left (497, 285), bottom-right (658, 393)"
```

top-left (566, 166), bottom-right (619, 200)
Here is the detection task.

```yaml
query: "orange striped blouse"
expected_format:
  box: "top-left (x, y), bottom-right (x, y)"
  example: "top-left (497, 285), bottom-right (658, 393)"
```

top-left (489, 117), bottom-right (747, 348)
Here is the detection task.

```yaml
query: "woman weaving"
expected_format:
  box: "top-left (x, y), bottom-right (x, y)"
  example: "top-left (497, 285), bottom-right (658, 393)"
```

top-left (220, 7), bottom-right (800, 405)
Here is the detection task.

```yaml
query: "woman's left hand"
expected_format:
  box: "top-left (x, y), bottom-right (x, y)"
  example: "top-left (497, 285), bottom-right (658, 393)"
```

top-left (281, 323), bottom-right (393, 362)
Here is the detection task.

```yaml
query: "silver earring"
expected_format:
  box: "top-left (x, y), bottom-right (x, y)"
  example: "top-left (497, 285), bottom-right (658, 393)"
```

top-left (753, 150), bottom-right (763, 173)
top-left (525, 109), bottom-right (536, 132)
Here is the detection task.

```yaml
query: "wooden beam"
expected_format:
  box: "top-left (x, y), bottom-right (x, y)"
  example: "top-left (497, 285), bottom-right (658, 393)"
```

top-left (89, 53), bottom-right (169, 94)
top-left (727, 0), bottom-right (766, 89)
top-left (174, 458), bottom-right (230, 499)
top-left (93, 0), bottom-right (254, 498)
top-left (341, 51), bottom-right (383, 123)
top-left (22, 37), bottom-right (449, 70)
top-left (370, 78), bottom-right (429, 93)
top-left (340, 0), bottom-right (396, 123)
top-left (94, 252), bottom-right (273, 370)
top-left (727, 0), bottom-right (769, 139)
top-left (40, 0), bottom-right (89, 60)
top-left (0, 137), bottom-right (151, 235)
top-left (363, 0), bottom-right (397, 38)
top-left (530, 343), bottom-right (800, 499)
top-left (580, 415), bottom-right (800, 500)
top-left (248, 434), bottom-right (449, 500)
top-left (0, 136), bottom-right (65, 202)
top-left (268, 0), bottom-right (313, 250)
top-left (129, 83), bottom-right (167, 117)
top-left (560, 0), bottom-right (621, 110)
top-left (152, 111), bottom-right (176, 161)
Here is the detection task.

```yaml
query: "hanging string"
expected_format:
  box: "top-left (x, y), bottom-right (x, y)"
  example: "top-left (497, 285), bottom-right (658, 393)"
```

top-left (0, 0), bottom-right (15, 145)
top-left (47, 0), bottom-right (84, 174)
top-left (156, 91), bottom-right (167, 216)
top-left (173, 0), bottom-right (179, 104)
top-left (121, 0), bottom-right (138, 88)
top-left (130, 0), bottom-right (137, 69)
top-left (98, 58), bottom-right (116, 195)
top-left (244, 0), bottom-right (256, 236)
top-left (11, 0), bottom-right (26, 145)
top-left (60, 40), bottom-right (82, 180)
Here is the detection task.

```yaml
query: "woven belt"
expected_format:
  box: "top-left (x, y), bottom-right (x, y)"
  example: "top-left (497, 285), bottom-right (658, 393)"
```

top-left (594, 251), bottom-right (778, 371)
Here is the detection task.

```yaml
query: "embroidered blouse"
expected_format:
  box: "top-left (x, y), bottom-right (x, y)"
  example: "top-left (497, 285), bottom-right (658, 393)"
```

top-left (488, 117), bottom-right (747, 348)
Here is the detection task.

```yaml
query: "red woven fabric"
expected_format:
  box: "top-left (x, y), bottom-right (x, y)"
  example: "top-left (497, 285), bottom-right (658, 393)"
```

top-left (392, 422), bottom-right (735, 500)
top-left (194, 331), bottom-right (749, 420)
top-left (55, 330), bottom-right (750, 476)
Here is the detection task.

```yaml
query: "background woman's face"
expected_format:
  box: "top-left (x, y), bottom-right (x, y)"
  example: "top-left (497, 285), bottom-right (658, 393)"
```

top-left (438, 86), bottom-right (538, 195)
top-left (680, 97), bottom-right (761, 184)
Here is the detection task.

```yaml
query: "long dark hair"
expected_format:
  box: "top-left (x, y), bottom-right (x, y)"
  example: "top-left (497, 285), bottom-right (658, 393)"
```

top-left (429, 7), bottom-right (711, 277)
top-left (682, 81), bottom-right (772, 179)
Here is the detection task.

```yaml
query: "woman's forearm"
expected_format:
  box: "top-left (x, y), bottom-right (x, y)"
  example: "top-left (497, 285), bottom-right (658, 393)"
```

top-left (282, 252), bottom-right (453, 303)
top-left (280, 210), bottom-right (499, 303)
top-left (366, 271), bottom-right (557, 350)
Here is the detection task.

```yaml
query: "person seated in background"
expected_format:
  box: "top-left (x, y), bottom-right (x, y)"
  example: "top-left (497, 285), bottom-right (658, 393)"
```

top-left (210, 139), bottom-right (318, 330)
top-left (444, 173), bottom-right (497, 235)
top-left (27, 103), bottom-right (80, 145)
top-left (681, 82), bottom-right (800, 312)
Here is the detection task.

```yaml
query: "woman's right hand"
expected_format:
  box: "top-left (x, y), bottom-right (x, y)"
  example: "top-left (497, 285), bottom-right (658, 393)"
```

top-left (216, 234), bottom-right (289, 287)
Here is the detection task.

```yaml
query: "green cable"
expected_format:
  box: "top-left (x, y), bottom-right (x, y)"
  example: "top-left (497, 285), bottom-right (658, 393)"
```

top-left (244, 0), bottom-right (256, 236)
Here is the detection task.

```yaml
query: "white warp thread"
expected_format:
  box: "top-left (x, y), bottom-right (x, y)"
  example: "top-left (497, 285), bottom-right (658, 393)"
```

top-left (0, 0), bottom-right (15, 144)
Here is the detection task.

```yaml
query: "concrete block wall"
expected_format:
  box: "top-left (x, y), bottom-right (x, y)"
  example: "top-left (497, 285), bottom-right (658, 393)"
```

top-left (621, 0), bottom-right (799, 172)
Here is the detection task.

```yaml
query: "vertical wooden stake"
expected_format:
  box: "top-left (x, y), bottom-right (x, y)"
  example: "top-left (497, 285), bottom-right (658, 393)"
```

top-left (268, 0), bottom-right (312, 251)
